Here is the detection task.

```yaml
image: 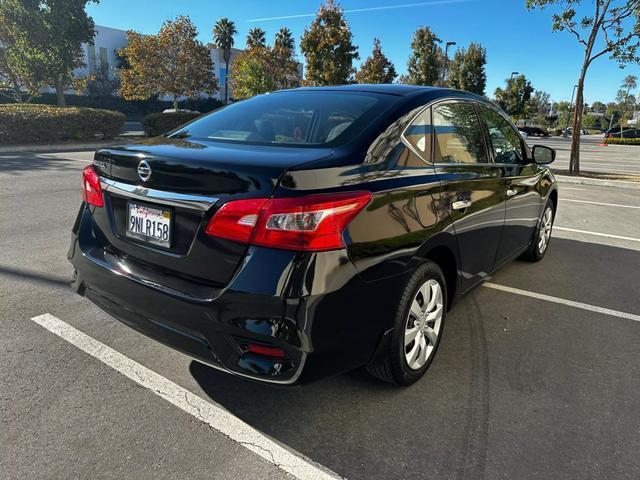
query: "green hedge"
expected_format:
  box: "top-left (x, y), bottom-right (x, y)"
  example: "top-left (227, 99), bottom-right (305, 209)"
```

top-left (0, 104), bottom-right (126, 145)
top-left (604, 137), bottom-right (640, 145)
top-left (0, 92), bottom-right (224, 120)
top-left (140, 111), bottom-right (203, 137)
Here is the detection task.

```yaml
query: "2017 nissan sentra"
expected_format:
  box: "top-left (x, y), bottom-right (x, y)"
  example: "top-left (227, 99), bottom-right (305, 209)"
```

top-left (69, 85), bottom-right (558, 386)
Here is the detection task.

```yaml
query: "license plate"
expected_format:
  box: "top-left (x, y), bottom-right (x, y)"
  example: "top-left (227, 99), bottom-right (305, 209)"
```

top-left (126, 202), bottom-right (171, 248)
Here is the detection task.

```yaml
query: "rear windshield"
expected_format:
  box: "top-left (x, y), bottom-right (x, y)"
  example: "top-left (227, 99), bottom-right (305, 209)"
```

top-left (169, 92), bottom-right (385, 146)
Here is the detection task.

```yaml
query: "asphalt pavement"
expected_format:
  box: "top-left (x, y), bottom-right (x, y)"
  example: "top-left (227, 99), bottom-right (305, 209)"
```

top-left (526, 134), bottom-right (640, 176)
top-left (2, 148), bottom-right (640, 480)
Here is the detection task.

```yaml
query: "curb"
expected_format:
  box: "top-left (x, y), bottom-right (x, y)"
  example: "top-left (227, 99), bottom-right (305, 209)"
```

top-left (555, 174), bottom-right (640, 190)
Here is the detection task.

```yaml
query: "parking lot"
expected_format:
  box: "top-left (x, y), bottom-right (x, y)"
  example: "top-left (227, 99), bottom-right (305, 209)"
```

top-left (526, 134), bottom-right (640, 177)
top-left (1, 147), bottom-right (640, 479)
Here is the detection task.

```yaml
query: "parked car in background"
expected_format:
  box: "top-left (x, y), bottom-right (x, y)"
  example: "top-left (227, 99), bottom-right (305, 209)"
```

top-left (70, 85), bottom-right (558, 387)
top-left (605, 128), bottom-right (640, 139)
top-left (519, 126), bottom-right (549, 137)
top-left (518, 129), bottom-right (529, 139)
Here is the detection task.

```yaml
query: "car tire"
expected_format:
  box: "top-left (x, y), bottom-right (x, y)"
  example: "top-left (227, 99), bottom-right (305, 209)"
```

top-left (366, 261), bottom-right (447, 386)
top-left (521, 200), bottom-right (555, 262)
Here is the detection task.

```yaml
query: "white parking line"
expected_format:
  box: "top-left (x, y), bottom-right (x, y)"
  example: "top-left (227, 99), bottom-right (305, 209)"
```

top-left (30, 313), bottom-right (340, 480)
top-left (554, 226), bottom-right (640, 243)
top-left (561, 199), bottom-right (640, 209)
top-left (483, 283), bottom-right (640, 323)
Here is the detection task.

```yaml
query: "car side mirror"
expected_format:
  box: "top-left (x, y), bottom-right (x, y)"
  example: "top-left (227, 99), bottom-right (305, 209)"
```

top-left (532, 145), bottom-right (556, 164)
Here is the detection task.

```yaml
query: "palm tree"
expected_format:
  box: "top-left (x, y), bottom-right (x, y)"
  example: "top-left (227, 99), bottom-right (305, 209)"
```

top-left (213, 17), bottom-right (237, 104)
top-left (246, 27), bottom-right (266, 50)
top-left (274, 27), bottom-right (294, 54)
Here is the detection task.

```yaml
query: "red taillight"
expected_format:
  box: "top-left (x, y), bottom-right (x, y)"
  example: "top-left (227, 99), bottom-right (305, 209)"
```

top-left (205, 191), bottom-right (372, 252)
top-left (204, 198), bottom-right (267, 243)
top-left (82, 165), bottom-right (103, 207)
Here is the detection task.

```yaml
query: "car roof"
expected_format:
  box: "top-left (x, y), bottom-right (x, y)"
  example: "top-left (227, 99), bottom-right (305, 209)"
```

top-left (276, 84), bottom-right (451, 97)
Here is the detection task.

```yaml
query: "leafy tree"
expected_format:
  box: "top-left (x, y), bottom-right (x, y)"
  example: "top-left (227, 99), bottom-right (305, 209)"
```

top-left (605, 102), bottom-right (623, 129)
top-left (246, 27), bottom-right (266, 50)
top-left (590, 101), bottom-right (607, 113)
top-left (119, 16), bottom-right (217, 110)
top-left (213, 17), bottom-right (237, 104)
top-left (527, 0), bottom-right (640, 175)
top-left (616, 74), bottom-right (638, 131)
top-left (84, 57), bottom-right (119, 97)
top-left (0, 44), bottom-right (47, 103)
top-left (355, 38), bottom-right (397, 84)
top-left (494, 75), bottom-right (534, 119)
top-left (272, 27), bottom-right (300, 89)
top-left (526, 90), bottom-right (552, 126)
top-left (406, 26), bottom-right (443, 86)
top-left (396, 74), bottom-right (411, 84)
top-left (0, 0), bottom-right (97, 106)
top-left (446, 42), bottom-right (487, 95)
top-left (230, 48), bottom-right (276, 99)
top-left (300, 0), bottom-right (359, 85)
top-left (552, 100), bottom-right (573, 128)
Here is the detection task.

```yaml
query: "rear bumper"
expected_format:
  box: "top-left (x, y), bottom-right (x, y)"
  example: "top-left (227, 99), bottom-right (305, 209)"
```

top-left (69, 205), bottom-right (397, 384)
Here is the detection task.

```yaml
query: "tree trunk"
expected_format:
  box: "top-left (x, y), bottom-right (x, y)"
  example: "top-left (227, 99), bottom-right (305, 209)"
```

top-left (173, 95), bottom-right (178, 110)
top-left (224, 58), bottom-right (229, 104)
top-left (55, 76), bottom-right (66, 107)
top-left (569, 76), bottom-right (585, 175)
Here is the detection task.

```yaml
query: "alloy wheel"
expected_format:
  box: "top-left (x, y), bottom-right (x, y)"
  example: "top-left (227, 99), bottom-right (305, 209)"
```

top-left (538, 207), bottom-right (553, 254)
top-left (404, 279), bottom-right (444, 370)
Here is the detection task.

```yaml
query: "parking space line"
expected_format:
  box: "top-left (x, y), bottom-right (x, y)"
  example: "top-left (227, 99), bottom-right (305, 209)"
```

top-left (30, 313), bottom-right (340, 480)
top-left (483, 283), bottom-right (640, 323)
top-left (561, 199), bottom-right (640, 209)
top-left (554, 227), bottom-right (640, 243)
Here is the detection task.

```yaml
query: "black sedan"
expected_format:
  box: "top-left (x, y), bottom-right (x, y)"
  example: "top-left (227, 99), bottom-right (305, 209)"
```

top-left (69, 85), bottom-right (558, 386)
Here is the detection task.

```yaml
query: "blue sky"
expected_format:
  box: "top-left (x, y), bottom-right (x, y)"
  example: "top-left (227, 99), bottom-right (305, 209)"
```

top-left (87, 0), bottom-right (640, 103)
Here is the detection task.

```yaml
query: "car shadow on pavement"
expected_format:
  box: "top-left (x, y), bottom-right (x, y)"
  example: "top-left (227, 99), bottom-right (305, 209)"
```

top-left (0, 153), bottom-right (85, 174)
top-left (0, 265), bottom-right (70, 289)
top-left (190, 237), bottom-right (640, 480)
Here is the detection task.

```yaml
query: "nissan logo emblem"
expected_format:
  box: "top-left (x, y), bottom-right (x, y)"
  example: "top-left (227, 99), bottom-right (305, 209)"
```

top-left (137, 160), bottom-right (151, 182)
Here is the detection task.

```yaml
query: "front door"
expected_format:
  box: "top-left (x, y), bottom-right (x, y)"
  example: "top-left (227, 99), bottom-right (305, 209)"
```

top-left (477, 105), bottom-right (544, 264)
top-left (432, 101), bottom-right (507, 291)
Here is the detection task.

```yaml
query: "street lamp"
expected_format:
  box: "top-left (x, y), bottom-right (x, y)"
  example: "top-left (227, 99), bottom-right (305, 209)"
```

top-left (442, 41), bottom-right (456, 86)
top-left (564, 84), bottom-right (579, 136)
top-left (510, 71), bottom-right (520, 81)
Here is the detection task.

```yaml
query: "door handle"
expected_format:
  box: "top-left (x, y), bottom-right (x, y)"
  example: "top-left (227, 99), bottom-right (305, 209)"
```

top-left (506, 189), bottom-right (518, 198)
top-left (452, 199), bottom-right (472, 211)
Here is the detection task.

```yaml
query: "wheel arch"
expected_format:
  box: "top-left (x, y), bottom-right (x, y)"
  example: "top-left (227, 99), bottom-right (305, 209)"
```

top-left (411, 232), bottom-right (460, 310)
top-left (548, 188), bottom-right (558, 212)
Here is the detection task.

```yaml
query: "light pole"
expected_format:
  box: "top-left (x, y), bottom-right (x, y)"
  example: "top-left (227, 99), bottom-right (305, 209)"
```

top-left (442, 41), bottom-right (456, 86)
top-left (564, 84), bottom-right (578, 137)
top-left (510, 71), bottom-right (519, 81)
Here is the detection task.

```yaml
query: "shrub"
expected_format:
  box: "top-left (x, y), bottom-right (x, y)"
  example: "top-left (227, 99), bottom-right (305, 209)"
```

top-left (604, 137), bottom-right (640, 145)
top-left (140, 111), bottom-right (203, 136)
top-left (0, 104), bottom-right (126, 145)
top-left (0, 91), bottom-right (224, 120)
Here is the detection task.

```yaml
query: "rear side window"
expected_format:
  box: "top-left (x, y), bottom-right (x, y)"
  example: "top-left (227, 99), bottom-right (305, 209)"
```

top-left (478, 106), bottom-right (525, 165)
top-left (403, 108), bottom-right (432, 157)
top-left (170, 92), bottom-right (384, 146)
top-left (433, 103), bottom-right (488, 164)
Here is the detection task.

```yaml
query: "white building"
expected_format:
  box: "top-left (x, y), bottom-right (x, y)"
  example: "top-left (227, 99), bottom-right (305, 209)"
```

top-left (76, 25), bottom-right (128, 79)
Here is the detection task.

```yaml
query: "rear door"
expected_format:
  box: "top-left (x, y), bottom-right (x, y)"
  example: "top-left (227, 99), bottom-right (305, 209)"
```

top-left (476, 105), bottom-right (543, 264)
top-left (432, 101), bottom-right (507, 291)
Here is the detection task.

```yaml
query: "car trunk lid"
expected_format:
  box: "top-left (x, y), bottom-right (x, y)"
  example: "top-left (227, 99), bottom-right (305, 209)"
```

top-left (90, 138), bottom-right (332, 286)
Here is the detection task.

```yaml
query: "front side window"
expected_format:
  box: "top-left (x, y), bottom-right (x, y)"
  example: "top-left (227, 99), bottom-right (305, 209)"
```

top-left (433, 103), bottom-right (487, 164)
top-left (170, 92), bottom-right (385, 146)
top-left (479, 106), bottom-right (525, 165)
